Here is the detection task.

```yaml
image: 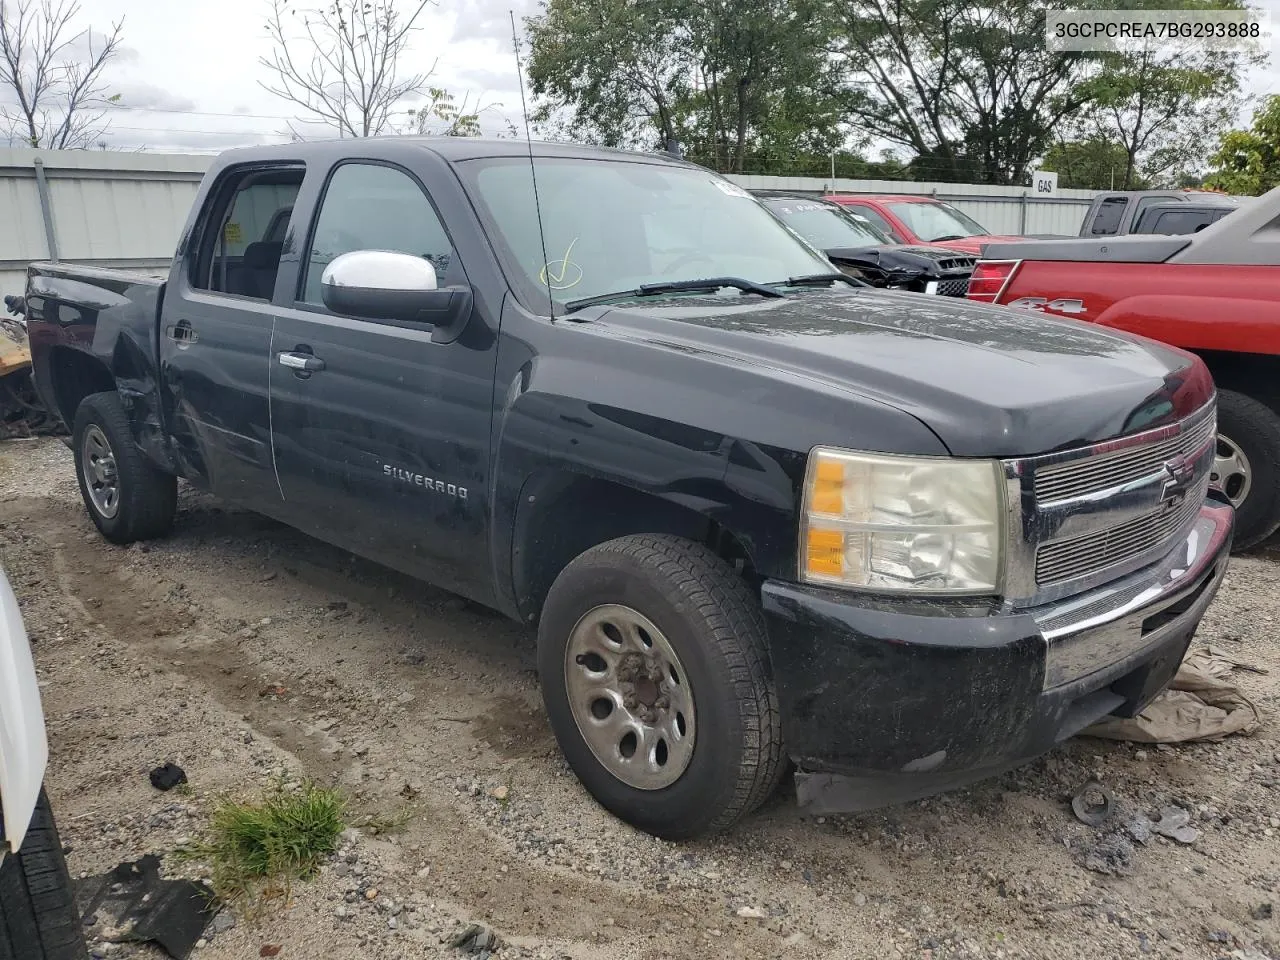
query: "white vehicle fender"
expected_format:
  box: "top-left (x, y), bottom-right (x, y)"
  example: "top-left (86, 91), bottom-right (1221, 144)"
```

top-left (0, 565), bottom-right (48, 853)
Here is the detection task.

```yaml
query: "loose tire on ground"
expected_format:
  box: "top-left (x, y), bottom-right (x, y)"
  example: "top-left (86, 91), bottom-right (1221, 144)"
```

top-left (0, 787), bottom-right (86, 960)
top-left (1214, 389), bottom-right (1280, 551)
top-left (537, 534), bottom-right (785, 840)
top-left (72, 391), bottom-right (176, 544)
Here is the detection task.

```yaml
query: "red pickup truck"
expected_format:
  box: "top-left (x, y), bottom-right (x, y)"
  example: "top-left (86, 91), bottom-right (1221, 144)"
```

top-left (826, 194), bottom-right (1027, 255)
top-left (970, 188), bottom-right (1279, 549)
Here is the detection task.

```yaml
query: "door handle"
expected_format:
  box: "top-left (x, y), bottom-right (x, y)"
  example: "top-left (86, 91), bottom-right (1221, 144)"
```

top-left (165, 320), bottom-right (198, 343)
top-left (277, 351), bottom-right (325, 372)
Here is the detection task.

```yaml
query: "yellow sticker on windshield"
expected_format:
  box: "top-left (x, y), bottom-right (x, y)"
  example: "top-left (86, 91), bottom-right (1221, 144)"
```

top-left (539, 238), bottom-right (583, 290)
top-left (224, 222), bottom-right (243, 244)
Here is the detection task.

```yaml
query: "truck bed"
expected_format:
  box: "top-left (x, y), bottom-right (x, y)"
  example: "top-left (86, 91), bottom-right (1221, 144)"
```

top-left (24, 260), bottom-right (167, 444)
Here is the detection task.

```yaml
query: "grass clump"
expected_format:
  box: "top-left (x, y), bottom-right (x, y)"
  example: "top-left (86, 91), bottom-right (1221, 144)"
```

top-left (184, 780), bottom-right (345, 911)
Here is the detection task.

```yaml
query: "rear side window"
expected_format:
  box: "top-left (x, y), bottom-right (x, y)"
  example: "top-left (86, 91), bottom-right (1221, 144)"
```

top-left (191, 165), bottom-right (304, 300)
top-left (1146, 208), bottom-right (1229, 235)
top-left (1090, 197), bottom-right (1128, 236)
top-left (299, 162), bottom-right (457, 306)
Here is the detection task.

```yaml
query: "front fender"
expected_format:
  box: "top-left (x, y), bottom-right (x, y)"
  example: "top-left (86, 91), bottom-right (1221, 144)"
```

top-left (0, 565), bottom-right (48, 854)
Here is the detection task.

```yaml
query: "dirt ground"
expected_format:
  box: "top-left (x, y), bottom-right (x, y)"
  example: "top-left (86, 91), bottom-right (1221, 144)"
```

top-left (1, 436), bottom-right (1277, 960)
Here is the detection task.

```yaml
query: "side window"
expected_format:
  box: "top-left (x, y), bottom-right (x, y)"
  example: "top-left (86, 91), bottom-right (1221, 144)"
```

top-left (845, 204), bottom-right (902, 242)
top-left (1090, 197), bottom-right (1128, 236)
top-left (191, 166), bottom-right (303, 300)
top-left (301, 163), bottom-right (456, 306)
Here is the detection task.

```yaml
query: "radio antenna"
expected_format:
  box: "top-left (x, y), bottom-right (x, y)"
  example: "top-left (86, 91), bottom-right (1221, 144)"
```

top-left (509, 9), bottom-right (555, 321)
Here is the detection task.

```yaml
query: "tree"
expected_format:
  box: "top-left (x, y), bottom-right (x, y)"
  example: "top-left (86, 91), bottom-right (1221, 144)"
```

top-left (0, 0), bottom-right (123, 149)
top-left (828, 0), bottom-right (1092, 185)
top-left (1066, 0), bottom-right (1258, 190)
top-left (1205, 95), bottom-right (1280, 195)
top-left (526, 0), bottom-right (690, 149)
top-left (402, 88), bottom-right (505, 137)
top-left (683, 0), bottom-right (838, 172)
top-left (1041, 136), bottom-right (1147, 189)
top-left (261, 0), bottom-right (441, 138)
top-left (525, 0), bottom-right (840, 171)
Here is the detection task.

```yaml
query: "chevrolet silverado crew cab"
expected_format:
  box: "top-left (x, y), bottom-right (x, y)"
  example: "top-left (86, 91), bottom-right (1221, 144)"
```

top-left (22, 138), bottom-right (1233, 839)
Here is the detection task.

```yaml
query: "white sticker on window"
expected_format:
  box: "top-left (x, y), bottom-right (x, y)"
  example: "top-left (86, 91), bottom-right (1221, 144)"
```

top-left (712, 179), bottom-right (751, 198)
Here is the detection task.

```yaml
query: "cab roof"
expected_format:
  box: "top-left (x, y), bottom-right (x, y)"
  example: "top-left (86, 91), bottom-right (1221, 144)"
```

top-left (211, 136), bottom-right (701, 169)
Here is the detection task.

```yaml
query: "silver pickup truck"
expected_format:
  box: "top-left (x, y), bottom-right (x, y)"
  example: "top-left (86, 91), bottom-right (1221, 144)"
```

top-left (0, 565), bottom-right (84, 959)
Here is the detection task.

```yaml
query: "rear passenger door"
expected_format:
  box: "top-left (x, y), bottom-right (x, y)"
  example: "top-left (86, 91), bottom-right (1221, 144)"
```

top-left (267, 158), bottom-right (497, 598)
top-left (161, 164), bottom-right (302, 508)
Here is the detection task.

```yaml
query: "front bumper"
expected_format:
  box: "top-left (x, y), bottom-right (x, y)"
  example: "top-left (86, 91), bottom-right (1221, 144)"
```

top-left (760, 499), bottom-right (1233, 815)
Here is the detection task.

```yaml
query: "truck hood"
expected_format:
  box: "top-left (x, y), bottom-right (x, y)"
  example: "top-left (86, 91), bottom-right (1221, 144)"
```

top-left (824, 245), bottom-right (974, 277)
top-left (598, 288), bottom-right (1211, 458)
top-left (928, 234), bottom-right (1026, 255)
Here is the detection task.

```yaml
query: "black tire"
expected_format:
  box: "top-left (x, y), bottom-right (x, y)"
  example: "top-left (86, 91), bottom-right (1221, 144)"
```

top-left (1215, 389), bottom-right (1280, 551)
top-left (0, 787), bottom-right (86, 960)
top-left (72, 391), bottom-right (176, 544)
top-left (537, 534), bottom-right (785, 840)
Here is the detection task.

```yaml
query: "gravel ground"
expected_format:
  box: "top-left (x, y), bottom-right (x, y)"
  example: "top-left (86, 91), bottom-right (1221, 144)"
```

top-left (1, 436), bottom-right (1277, 960)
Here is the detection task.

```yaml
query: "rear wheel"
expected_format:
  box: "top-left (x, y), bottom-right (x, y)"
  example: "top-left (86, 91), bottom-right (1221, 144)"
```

top-left (537, 534), bottom-right (785, 840)
top-left (73, 391), bottom-right (176, 544)
top-left (1213, 389), bottom-right (1280, 551)
top-left (0, 787), bottom-right (86, 960)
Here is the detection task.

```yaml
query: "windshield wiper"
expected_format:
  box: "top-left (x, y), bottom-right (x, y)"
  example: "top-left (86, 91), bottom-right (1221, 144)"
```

top-left (775, 273), bottom-right (862, 289)
top-left (564, 276), bottom-right (783, 313)
top-left (930, 234), bottom-right (967, 242)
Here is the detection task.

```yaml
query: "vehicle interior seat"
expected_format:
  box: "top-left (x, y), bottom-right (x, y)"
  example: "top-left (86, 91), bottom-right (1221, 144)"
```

top-left (229, 240), bottom-right (284, 299)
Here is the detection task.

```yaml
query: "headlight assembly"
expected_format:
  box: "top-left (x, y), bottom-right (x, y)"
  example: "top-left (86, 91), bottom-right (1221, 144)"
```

top-left (800, 447), bottom-right (1006, 594)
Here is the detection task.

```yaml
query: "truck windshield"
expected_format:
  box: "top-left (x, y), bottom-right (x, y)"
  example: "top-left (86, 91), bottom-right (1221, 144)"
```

top-left (888, 201), bottom-right (989, 241)
top-left (458, 156), bottom-right (833, 314)
top-left (763, 199), bottom-right (894, 248)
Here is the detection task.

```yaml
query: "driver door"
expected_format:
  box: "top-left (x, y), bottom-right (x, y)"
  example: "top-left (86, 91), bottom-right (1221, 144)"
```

top-left (267, 159), bottom-right (497, 597)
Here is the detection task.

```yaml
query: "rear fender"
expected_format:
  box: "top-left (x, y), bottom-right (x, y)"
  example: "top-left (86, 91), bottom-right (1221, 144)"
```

top-left (1093, 295), bottom-right (1278, 355)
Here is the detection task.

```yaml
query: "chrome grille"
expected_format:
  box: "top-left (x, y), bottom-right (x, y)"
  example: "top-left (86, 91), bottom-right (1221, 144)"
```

top-left (1035, 472), bottom-right (1211, 586)
top-left (1036, 410), bottom-right (1216, 503)
top-left (935, 277), bottom-right (971, 298)
top-left (1002, 399), bottom-right (1219, 602)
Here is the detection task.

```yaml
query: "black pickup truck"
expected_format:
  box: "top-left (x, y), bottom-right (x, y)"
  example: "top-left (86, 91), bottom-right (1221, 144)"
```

top-left (22, 138), bottom-right (1233, 839)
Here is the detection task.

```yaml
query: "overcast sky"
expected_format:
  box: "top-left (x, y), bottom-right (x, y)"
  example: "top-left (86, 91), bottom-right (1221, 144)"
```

top-left (12, 0), bottom-right (1280, 156)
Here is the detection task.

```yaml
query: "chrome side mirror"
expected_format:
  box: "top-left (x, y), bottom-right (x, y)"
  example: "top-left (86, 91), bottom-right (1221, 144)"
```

top-left (320, 250), bottom-right (439, 322)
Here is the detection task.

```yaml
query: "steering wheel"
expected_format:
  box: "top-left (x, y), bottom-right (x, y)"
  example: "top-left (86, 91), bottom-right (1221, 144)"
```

top-left (661, 249), bottom-right (717, 275)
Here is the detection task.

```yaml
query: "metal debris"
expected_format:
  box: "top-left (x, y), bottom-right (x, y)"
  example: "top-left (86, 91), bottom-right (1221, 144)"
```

top-left (1071, 780), bottom-right (1115, 827)
top-left (1152, 806), bottom-right (1199, 845)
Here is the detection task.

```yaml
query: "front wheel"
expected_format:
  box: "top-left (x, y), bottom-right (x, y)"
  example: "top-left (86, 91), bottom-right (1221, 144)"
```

top-left (72, 391), bottom-right (176, 544)
top-left (537, 534), bottom-right (785, 840)
top-left (1213, 389), bottom-right (1280, 551)
top-left (0, 787), bottom-right (87, 960)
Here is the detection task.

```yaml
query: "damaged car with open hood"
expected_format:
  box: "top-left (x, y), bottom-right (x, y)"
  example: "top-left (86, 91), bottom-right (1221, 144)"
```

top-left (755, 191), bottom-right (977, 297)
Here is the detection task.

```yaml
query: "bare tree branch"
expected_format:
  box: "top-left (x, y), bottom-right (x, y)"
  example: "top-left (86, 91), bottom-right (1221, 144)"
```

top-left (259, 0), bottom-right (445, 138)
top-left (0, 0), bottom-right (122, 148)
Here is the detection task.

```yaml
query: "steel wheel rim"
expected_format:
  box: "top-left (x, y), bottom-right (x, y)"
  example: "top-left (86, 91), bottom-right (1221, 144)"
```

top-left (81, 424), bottom-right (120, 519)
top-left (564, 604), bottom-right (696, 790)
top-left (1211, 433), bottom-right (1252, 509)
